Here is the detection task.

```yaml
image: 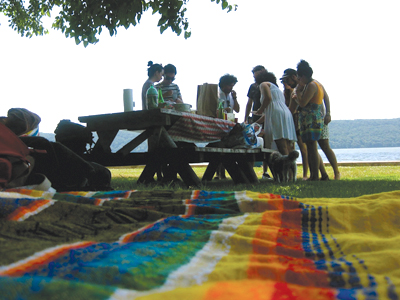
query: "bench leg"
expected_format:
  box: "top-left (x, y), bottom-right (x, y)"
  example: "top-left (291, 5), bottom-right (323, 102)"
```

top-left (202, 160), bottom-right (219, 181)
top-left (222, 158), bottom-right (249, 184)
top-left (138, 156), bottom-right (160, 184)
top-left (177, 163), bottom-right (201, 187)
top-left (237, 160), bottom-right (259, 183)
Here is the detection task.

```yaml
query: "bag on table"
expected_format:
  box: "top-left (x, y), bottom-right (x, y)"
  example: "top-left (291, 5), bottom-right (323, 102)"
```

top-left (196, 83), bottom-right (219, 118)
top-left (243, 123), bottom-right (262, 148)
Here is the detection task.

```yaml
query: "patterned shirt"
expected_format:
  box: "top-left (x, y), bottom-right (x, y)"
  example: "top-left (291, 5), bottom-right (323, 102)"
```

top-left (155, 83), bottom-right (182, 102)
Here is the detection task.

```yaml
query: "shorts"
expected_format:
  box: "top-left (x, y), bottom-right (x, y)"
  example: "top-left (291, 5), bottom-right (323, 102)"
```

top-left (320, 123), bottom-right (329, 140)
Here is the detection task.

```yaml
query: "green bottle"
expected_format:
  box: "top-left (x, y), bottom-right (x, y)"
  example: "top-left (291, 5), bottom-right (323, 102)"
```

top-left (217, 100), bottom-right (224, 119)
top-left (146, 85), bottom-right (158, 109)
top-left (157, 88), bottom-right (165, 107)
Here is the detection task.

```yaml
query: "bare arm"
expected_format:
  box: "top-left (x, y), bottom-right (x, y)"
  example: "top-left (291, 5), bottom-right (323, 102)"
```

top-left (296, 81), bottom-right (317, 108)
top-left (231, 90), bottom-right (240, 113)
top-left (254, 82), bottom-right (272, 115)
top-left (244, 98), bottom-right (254, 122)
top-left (288, 95), bottom-right (298, 114)
top-left (322, 85), bottom-right (331, 125)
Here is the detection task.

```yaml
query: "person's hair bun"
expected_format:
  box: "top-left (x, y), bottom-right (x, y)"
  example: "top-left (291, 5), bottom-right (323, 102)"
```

top-left (147, 61), bottom-right (154, 67)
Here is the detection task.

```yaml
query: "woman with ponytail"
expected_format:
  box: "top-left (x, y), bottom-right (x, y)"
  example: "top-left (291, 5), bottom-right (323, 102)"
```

top-left (141, 61), bottom-right (163, 110)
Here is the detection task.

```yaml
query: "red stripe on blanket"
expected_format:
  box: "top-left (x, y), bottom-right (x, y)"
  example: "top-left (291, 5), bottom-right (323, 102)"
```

top-left (204, 280), bottom-right (336, 300)
top-left (247, 199), bottom-right (331, 288)
top-left (0, 241), bottom-right (95, 276)
top-left (6, 199), bottom-right (53, 221)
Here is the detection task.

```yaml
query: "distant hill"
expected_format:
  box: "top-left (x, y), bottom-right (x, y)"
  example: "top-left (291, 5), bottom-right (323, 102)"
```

top-left (328, 118), bottom-right (400, 149)
top-left (40, 118), bottom-right (400, 151)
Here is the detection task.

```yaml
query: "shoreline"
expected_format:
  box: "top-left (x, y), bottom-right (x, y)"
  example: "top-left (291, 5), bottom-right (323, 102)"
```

top-left (109, 161), bottom-right (400, 169)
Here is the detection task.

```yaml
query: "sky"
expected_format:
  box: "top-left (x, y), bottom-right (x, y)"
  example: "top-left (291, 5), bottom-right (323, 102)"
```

top-left (1, 0), bottom-right (400, 133)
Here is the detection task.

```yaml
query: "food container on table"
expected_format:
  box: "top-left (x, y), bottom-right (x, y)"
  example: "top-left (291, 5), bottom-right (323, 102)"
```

top-left (173, 103), bottom-right (192, 112)
top-left (227, 113), bottom-right (235, 122)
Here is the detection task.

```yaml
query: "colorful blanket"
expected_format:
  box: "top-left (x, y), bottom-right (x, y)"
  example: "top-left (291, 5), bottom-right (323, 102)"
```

top-left (0, 188), bottom-right (399, 300)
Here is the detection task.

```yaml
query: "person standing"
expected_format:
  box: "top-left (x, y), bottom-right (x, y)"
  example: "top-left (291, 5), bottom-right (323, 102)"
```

top-left (244, 65), bottom-right (265, 124)
top-left (293, 60), bottom-right (340, 180)
top-left (155, 64), bottom-right (183, 105)
top-left (254, 70), bottom-right (297, 156)
top-left (245, 65), bottom-right (272, 180)
top-left (281, 68), bottom-right (309, 180)
top-left (141, 61), bottom-right (163, 110)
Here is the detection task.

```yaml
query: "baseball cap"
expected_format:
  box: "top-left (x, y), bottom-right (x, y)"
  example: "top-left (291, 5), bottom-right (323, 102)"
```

top-left (280, 68), bottom-right (297, 80)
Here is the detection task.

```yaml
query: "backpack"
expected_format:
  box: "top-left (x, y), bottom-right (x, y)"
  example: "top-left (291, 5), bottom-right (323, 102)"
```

top-left (0, 122), bottom-right (34, 188)
top-left (54, 119), bottom-right (94, 156)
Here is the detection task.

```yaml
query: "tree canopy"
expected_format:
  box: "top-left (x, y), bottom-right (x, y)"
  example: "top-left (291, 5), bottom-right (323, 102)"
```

top-left (0, 0), bottom-right (237, 47)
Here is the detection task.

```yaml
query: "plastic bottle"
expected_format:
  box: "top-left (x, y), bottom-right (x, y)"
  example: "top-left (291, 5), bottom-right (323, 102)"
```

top-left (157, 88), bottom-right (165, 107)
top-left (146, 85), bottom-right (158, 109)
top-left (217, 100), bottom-right (225, 119)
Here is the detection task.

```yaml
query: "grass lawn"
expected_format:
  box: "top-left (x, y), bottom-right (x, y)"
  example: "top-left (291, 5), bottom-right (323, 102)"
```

top-left (109, 165), bottom-right (400, 198)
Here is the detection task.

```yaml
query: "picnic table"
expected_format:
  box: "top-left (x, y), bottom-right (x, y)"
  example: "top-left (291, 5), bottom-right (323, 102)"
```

top-left (78, 109), bottom-right (273, 187)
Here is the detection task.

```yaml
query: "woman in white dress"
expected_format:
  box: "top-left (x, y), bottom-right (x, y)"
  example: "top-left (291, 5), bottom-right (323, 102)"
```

top-left (254, 70), bottom-right (297, 155)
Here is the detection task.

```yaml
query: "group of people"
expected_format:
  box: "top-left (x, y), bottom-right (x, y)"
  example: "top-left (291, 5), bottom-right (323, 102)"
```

top-left (141, 61), bottom-right (183, 110)
top-left (141, 59), bottom-right (340, 181)
top-left (244, 60), bottom-right (340, 181)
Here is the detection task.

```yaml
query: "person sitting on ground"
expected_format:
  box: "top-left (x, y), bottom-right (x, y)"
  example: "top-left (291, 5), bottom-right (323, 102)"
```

top-left (155, 64), bottom-right (183, 105)
top-left (1, 108), bottom-right (112, 191)
top-left (141, 61), bottom-right (163, 110)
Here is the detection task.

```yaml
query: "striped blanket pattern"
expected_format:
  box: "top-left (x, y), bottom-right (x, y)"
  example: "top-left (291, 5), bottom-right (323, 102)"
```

top-left (0, 188), bottom-right (399, 299)
top-left (167, 112), bottom-right (235, 143)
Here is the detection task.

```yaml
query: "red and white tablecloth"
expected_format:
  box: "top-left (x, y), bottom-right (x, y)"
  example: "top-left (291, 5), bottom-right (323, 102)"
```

top-left (167, 113), bottom-right (235, 143)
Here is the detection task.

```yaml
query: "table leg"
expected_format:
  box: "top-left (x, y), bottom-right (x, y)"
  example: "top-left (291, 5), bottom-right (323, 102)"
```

top-left (95, 130), bottom-right (119, 153)
top-left (117, 129), bottom-right (153, 156)
top-left (221, 156), bottom-right (250, 184)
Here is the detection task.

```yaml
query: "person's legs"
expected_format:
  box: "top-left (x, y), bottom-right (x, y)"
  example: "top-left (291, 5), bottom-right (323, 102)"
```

top-left (318, 139), bottom-right (340, 180)
top-left (274, 138), bottom-right (289, 155)
top-left (305, 140), bottom-right (319, 180)
top-left (297, 135), bottom-right (308, 180)
top-left (318, 153), bottom-right (329, 180)
top-left (261, 134), bottom-right (272, 179)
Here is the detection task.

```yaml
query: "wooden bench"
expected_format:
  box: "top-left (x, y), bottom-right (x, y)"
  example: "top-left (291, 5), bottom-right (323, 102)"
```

top-left (83, 147), bottom-right (273, 185)
top-left (190, 147), bottom-right (274, 184)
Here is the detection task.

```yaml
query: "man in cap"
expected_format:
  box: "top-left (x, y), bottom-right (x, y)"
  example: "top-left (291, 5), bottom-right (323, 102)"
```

top-left (280, 69), bottom-right (309, 180)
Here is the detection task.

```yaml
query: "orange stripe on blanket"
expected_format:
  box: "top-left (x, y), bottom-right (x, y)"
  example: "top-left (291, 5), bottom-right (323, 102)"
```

top-left (0, 241), bottom-right (95, 276)
top-left (203, 280), bottom-right (336, 300)
top-left (247, 201), bottom-right (331, 288)
top-left (118, 218), bottom-right (167, 244)
top-left (6, 199), bottom-right (53, 221)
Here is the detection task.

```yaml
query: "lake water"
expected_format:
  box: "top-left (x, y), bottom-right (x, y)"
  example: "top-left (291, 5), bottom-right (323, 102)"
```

top-left (317, 147), bottom-right (400, 163)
